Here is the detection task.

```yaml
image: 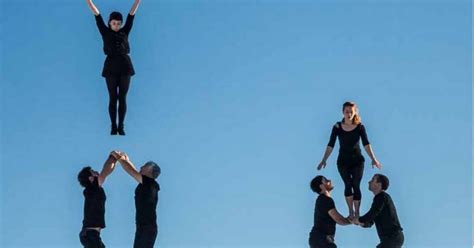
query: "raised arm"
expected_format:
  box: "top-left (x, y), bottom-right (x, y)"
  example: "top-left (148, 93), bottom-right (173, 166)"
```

top-left (98, 153), bottom-right (118, 186)
top-left (113, 151), bottom-right (143, 183)
top-left (129, 0), bottom-right (141, 15)
top-left (328, 208), bottom-right (351, 226)
top-left (86, 0), bottom-right (100, 16)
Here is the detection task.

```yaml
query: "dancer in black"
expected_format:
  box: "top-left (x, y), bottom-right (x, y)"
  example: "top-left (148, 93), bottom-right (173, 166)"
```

top-left (317, 102), bottom-right (382, 218)
top-left (86, 0), bottom-right (141, 135)
top-left (309, 175), bottom-right (352, 248)
top-left (77, 153), bottom-right (118, 248)
top-left (352, 174), bottom-right (404, 248)
top-left (112, 151), bottom-right (161, 248)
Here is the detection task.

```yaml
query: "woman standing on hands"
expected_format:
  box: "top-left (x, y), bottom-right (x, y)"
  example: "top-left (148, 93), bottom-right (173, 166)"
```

top-left (86, 0), bottom-right (141, 135)
top-left (317, 101), bottom-right (382, 219)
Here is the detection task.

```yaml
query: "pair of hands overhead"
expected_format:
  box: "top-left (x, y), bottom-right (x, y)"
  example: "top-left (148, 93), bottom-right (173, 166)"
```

top-left (110, 150), bottom-right (129, 162)
top-left (317, 159), bottom-right (382, 170)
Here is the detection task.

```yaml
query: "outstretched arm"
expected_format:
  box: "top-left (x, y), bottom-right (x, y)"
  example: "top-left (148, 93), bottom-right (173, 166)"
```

top-left (98, 153), bottom-right (118, 186)
top-left (112, 151), bottom-right (143, 184)
top-left (129, 0), bottom-right (141, 15)
top-left (358, 195), bottom-right (385, 226)
top-left (86, 0), bottom-right (100, 16)
top-left (328, 209), bottom-right (351, 226)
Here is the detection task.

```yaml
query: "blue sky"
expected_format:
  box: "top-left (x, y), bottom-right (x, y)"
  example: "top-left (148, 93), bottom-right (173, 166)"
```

top-left (1, 0), bottom-right (472, 247)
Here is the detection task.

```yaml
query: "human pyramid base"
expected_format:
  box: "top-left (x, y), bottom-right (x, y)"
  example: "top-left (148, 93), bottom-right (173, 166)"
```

top-left (80, 1), bottom-right (404, 247)
top-left (311, 102), bottom-right (404, 248)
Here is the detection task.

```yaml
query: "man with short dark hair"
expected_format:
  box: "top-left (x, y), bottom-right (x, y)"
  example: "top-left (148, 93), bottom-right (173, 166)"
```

top-left (309, 175), bottom-right (352, 248)
top-left (112, 151), bottom-right (161, 248)
top-left (352, 174), bottom-right (404, 248)
top-left (77, 152), bottom-right (118, 248)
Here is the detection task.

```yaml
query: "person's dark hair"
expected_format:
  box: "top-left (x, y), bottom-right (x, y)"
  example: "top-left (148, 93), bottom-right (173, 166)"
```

top-left (78, 166), bottom-right (93, 188)
top-left (342, 101), bottom-right (361, 125)
top-left (310, 175), bottom-right (325, 194)
top-left (144, 161), bottom-right (161, 179)
top-left (108, 11), bottom-right (123, 26)
top-left (375, 174), bottom-right (389, 190)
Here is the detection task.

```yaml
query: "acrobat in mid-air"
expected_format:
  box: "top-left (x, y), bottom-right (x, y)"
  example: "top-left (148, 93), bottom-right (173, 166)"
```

top-left (317, 101), bottom-right (382, 218)
top-left (86, 0), bottom-right (141, 135)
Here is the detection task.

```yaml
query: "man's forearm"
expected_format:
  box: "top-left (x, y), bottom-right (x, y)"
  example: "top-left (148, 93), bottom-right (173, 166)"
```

top-left (100, 155), bottom-right (116, 177)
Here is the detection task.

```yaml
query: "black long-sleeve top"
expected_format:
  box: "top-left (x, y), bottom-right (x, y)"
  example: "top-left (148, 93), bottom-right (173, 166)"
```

top-left (327, 122), bottom-right (370, 155)
top-left (94, 14), bottom-right (136, 77)
top-left (359, 191), bottom-right (403, 238)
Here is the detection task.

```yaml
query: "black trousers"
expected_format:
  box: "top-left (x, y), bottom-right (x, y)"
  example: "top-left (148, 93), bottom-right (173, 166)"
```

top-left (377, 231), bottom-right (404, 248)
top-left (134, 225), bottom-right (158, 248)
top-left (79, 229), bottom-right (105, 248)
top-left (105, 75), bottom-right (131, 126)
top-left (309, 231), bottom-right (337, 248)
top-left (337, 155), bottom-right (364, 201)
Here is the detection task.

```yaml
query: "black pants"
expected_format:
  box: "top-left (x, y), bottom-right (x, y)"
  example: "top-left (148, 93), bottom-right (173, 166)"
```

top-left (105, 75), bottom-right (131, 126)
top-left (337, 155), bottom-right (364, 201)
top-left (79, 229), bottom-right (105, 248)
top-left (377, 231), bottom-right (404, 248)
top-left (134, 225), bottom-right (158, 248)
top-left (309, 231), bottom-right (337, 248)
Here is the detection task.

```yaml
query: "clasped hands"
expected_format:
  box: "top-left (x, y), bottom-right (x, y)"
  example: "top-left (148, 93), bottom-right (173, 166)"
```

top-left (347, 216), bottom-right (363, 226)
top-left (109, 150), bottom-right (129, 162)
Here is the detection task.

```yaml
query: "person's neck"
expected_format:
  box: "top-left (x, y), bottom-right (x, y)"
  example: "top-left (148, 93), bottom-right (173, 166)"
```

top-left (343, 118), bottom-right (352, 125)
top-left (323, 190), bottom-right (331, 197)
top-left (373, 189), bottom-right (384, 196)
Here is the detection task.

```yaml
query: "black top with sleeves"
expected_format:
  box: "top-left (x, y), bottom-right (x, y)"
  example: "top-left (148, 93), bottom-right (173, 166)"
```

top-left (359, 191), bottom-right (403, 238)
top-left (327, 122), bottom-right (370, 164)
top-left (135, 175), bottom-right (160, 226)
top-left (82, 178), bottom-right (106, 229)
top-left (311, 194), bottom-right (337, 236)
top-left (95, 14), bottom-right (136, 77)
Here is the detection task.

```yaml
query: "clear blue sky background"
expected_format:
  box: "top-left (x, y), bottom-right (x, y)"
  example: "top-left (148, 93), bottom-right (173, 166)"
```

top-left (1, 0), bottom-right (472, 247)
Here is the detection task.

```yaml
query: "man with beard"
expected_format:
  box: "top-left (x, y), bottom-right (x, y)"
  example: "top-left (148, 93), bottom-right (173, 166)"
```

top-left (309, 175), bottom-right (352, 248)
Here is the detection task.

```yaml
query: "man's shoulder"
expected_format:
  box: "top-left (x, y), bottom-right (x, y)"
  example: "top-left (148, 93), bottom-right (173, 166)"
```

top-left (317, 194), bottom-right (334, 204)
top-left (375, 191), bottom-right (390, 202)
top-left (142, 175), bottom-right (159, 188)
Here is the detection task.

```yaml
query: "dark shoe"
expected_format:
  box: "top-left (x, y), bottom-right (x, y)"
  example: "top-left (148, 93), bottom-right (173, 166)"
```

top-left (118, 124), bottom-right (126, 136)
top-left (111, 124), bottom-right (118, 135)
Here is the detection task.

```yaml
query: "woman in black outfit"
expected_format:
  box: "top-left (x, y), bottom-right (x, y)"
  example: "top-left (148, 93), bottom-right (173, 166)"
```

top-left (86, 0), bottom-right (141, 135)
top-left (317, 101), bottom-right (382, 219)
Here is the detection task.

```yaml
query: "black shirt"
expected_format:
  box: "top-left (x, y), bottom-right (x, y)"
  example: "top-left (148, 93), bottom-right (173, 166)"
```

top-left (311, 194), bottom-right (336, 235)
top-left (135, 175), bottom-right (160, 226)
top-left (82, 179), bottom-right (106, 228)
top-left (359, 191), bottom-right (403, 238)
top-left (327, 122), bottom-right (370, 157)
top-left (95, 14), bottom-right (136, 77)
